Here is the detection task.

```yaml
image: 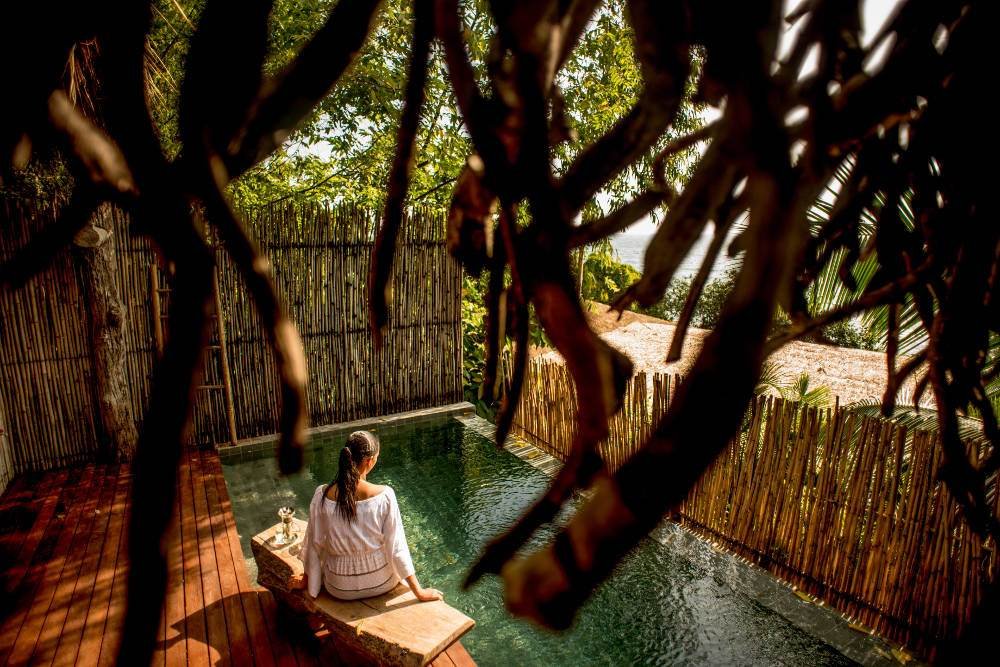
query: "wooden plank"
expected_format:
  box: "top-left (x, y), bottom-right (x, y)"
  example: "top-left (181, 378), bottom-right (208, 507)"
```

top-left (95, 465), bottom-right (133, 666)
top-left (252, 521), bottom-right (474, 667)
top-left (76, 465), bottom-right (130, 663)
top-left (205, 450), bottom-right (277, 667)
top-left (163, 457), bottom-right (187, 667)
top-left (177, 450), bottom-right (210, 666)
top-left (196, 449), bottom-right (253, 665)
top-left (1, 469), bottom-right (68, 595)
top-left (256, 590), bottom-right (301, 667)
top-left (5, 465), bottom-right (97, 664)
top-left (443, 642), bottom-right (476, 667)
top-left (50, 463), bottom-right (120, 665)
top-left (189, 450), bottom-right (231, 665)
top-left (0, 469), bottom-right (76, 663)
top-left (151, 581), bottom-right (167, 667)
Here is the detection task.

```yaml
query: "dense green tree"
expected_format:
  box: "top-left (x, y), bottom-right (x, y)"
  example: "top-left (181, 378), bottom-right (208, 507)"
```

top-left (146, 0), bottom-right (705, 416)
top-left (148, 0), bottom-right (703, 213)
top-left (579, 245), bottom-right (640, 305)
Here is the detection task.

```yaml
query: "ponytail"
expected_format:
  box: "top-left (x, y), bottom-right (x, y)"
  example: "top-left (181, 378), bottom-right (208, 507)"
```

top-left (327, 431), bottom-right (380, 522)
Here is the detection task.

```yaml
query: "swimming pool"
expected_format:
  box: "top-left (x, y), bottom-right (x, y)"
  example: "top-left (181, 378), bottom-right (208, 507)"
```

top-left (221, 416), bottom-right (855, 666)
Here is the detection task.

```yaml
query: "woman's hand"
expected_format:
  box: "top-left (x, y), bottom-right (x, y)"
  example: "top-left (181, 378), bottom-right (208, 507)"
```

top-left (404, 574), bottom-right (441, 601)
top-left (415, 587), bottom-right (443, 602)
top-left (288, 573), bottom-right (307, 591)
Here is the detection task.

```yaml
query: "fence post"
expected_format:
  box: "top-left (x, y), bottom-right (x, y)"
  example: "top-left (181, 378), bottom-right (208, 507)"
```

top-left (213, 269), bottom-right (238, 447)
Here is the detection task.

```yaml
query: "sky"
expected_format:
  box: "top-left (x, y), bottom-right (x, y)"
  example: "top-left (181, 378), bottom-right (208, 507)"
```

top-left (619, 0), bottom-right (903, 236)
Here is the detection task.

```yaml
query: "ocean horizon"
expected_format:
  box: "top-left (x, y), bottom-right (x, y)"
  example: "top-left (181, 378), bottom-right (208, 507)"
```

top-left (609, 229), bottom-right (737, 281)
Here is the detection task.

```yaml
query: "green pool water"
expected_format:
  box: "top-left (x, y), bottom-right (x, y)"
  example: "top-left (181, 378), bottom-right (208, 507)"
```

top-left (222, 417), bottom-right (853, 666)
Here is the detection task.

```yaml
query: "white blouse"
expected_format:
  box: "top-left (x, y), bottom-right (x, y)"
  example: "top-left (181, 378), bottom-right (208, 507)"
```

top-left (299, 484), bottom-right (416, 600)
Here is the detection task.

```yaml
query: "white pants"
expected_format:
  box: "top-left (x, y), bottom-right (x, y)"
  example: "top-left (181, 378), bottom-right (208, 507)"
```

top-left (323, 571), bottom-right (400, 601)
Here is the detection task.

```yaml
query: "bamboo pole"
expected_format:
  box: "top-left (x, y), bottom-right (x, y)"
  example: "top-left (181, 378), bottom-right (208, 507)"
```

top-left (150, 264), bottom-right (164, 356)
top-left (212, 268), bottom-right (238, 447)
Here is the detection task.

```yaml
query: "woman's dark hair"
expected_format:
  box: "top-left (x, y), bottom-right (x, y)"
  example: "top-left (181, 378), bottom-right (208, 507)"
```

top-left (328, 430), bottom-right (380, 521)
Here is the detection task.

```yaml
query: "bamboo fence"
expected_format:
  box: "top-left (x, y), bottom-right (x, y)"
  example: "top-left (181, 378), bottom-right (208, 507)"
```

top-left (0, 398), bottom-right (13, 494)
top-left (216, 204), bottom-right (463, 440)
top-left (506, 358), bottom-right (998, 657)
top-left (0, 199), bottom-right (462, 477)
top-left (0, 197), bottom-right (101, 476)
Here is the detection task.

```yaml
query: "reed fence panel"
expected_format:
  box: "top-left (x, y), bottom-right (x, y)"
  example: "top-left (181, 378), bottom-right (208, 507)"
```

top-left (0, 200), bottom-right (462, 476)
top-left (507, 358), bottom-right (997, 657)
top-left (0, 198), bottom-right (100, 474)
top-left (216, 204), bottom-right (463, 440)
top-left (0, 398), bottom-right (13, 493)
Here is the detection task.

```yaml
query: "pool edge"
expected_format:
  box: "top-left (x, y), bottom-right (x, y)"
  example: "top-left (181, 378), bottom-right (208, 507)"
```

top-left (453, 412), bottom-right (912, 667)
top-left (219, 402), bottom-right (477, 463)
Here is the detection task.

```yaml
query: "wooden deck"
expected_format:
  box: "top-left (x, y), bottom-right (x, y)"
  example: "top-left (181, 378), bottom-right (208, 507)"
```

top-left (0, 450), bottom-right (475, 666)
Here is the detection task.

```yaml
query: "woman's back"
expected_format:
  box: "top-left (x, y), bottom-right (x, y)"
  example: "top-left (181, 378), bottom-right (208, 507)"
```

top-left (292, 430), bottom-right (439, 603)
top-left (301, 483), bottom-right (415, 600)
top-left (312, 483), bottom-right (390, 554)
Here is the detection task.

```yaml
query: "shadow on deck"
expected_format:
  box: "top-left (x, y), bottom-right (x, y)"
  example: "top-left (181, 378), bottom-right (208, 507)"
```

top-left (0, 450), bottom-right (473, 666)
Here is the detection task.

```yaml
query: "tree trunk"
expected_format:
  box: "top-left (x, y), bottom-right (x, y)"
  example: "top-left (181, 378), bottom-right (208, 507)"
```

top-left (74, 213), bottom-right (138, 462)
top-left (576, 247), bottom-right (586, 298)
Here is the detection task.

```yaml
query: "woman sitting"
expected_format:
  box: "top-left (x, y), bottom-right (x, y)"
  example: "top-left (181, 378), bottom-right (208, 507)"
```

top-left (291, 430), bottom-right (442, 602)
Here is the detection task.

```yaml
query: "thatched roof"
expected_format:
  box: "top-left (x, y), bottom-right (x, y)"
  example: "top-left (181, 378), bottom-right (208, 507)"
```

top-left (537, 302), bottom-right (931, 408)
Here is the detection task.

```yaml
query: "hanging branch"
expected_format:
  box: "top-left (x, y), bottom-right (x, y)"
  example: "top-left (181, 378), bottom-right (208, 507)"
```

top-left (764, 263), bottom-right (930, 354)
top-left (46, 91), bottom-right (136, 199)
top-left (883, 349), bottom-right (927, 410)
top-left (2, 0), bottom-right (998, 657)
top-left (558, 0), bottom-right (692, 215)
top-left (227, 0), bottom-right (385, 176)
top-left (568, 188), bottom-right (672, 248)
top-left (494, 297), bottom-right (529, 447)
top-left (179, 0), bottom-right (309, 475)
top-left (611, 139), bottom-right (739, 312)
top-left (479, 209), bottom-right (512, 401)
top-left (369, 0), bottom-right (434, 344)
top-left (881, 303), bottom-right (900, 415)
top-left (179, 0), bottom-right (273, 158)
top-left (433, 0), bottom-right (506, 172)
top-left (194, 162), bottom-right (310, 474)
top-left (665, 193), bottom-right (744, 362)
top-left (85, 6), bottom-right (220, 663)
top-left (0, 186), bottom-right (98, 289)
top-left (1, 91), bottom-right (135, 289)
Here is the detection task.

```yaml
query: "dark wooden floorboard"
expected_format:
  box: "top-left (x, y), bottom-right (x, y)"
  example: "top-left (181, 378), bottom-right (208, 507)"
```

top-left (7, 465), bottom-right (96, 665)
top-left (199, 450), bottom-right (254, 666)
top-left (163, 459), bottom-right (188, 667)
top-left (206, 453), bottom-right (276, 667)
top-left (0, 451), bottom-right (476, 666)
top-left (35, 464), bottom-right (110, 665)
top-left (95, 464), bottom-right (131, 667)
top-left (76, 468), bottom-right (130, 663)
top-left (50, 463), bottom-right (119, 666)
top-left (0, 469), bottom-right (66, 598)
top-left (190, 451), bottom-right (232, 666)
top-left (178, 450), bottom-right (210, 667)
